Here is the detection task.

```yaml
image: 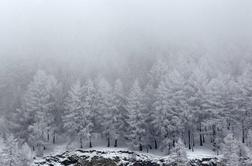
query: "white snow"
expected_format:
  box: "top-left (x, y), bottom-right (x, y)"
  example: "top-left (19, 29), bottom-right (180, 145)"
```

top-left (33, 145), bottom-right (221, 166)
top-left (186, 147), bottom-right (218, 159)
top-left (41, 145), bottom-right (220, 160)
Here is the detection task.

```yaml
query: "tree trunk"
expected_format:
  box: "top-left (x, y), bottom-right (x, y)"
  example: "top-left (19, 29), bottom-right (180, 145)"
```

top-left (139, 143), bottom-right (143, 151)
top-left (200, 133), bottom-right (203, 146)
top-left (107, 137), bottom-right (110, 147)
top-left (114, 139), bottom-right (118, 147)
top-left (80, 137), bottom-right (83, 148)
top-left (188, 130), bottom-right (191, 150)
top-left (213, 125), bottom-right (216, 136)
top-left (212, 125), bottom-right (216, 144)
top-left (154, 139), bottom-right (158, 149)
top-left (192, 132), bottom-right (195, 147)
top-left (47, 129), bottom-right (50, 142)
top-left (182, 132), bottom-right (186, 145)
top-left (42, 131), bottom-right (44, 140)
top-left (199, 124), bottom-right (203, 146)
top-left (203, 127), bottom-right (206, 143)
top-left (242, 122), bottom-right (245, 143)
top-left (89, 137), bottom-right (92, 148)
top-left (169, 143), bottom-right (171, 153)
top-left (227, 122), bottom-right (230, 130)
top-left (53, 132), bottom-right (56, 144)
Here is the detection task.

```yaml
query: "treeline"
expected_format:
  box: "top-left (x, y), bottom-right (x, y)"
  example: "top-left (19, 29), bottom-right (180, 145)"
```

top-left (1, 56), bottom-right (252, 165)
top-left (7, 58), bottom-right (252, 151)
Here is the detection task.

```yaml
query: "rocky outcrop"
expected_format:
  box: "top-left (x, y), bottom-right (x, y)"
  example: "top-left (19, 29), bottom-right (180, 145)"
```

top-left (33, 149), bottom-right (222, 166)
top-left (188, 158), bottom-right (223, 166)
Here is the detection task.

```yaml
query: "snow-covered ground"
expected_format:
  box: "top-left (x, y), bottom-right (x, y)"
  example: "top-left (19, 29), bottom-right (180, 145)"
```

top-left (34, 144), bottom-right (220, 164)
top-left (34, 148), bottom-right (168, 165)
top-left (33, 146), bottom-right (221, 166)
top-left (41, 141), bottom-right (219, 159)
top-left (186, 147), bottom-right (219, 160)
top-left (43, 143), bottom-right (218, 159)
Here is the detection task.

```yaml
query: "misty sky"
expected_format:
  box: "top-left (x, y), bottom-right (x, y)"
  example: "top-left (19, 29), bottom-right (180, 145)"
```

top-left (0, 0), bottom-right (251, 69)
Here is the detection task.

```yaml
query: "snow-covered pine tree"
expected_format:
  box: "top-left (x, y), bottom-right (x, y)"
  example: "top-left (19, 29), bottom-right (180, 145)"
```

top-left (174, 55), bottom-right (205, 150)
top-left (127, 80), bottom-right (146, 151)
top-left (170, 138), bottom-right (188, 165)
top-left (143, 82), bottom-right (157, 150)
top-left (239, 65), bottom-right (252, 143)
top-left (227, 77), bottom-right (248, 143)
top-left (46, 75), bottom-right (62, 144)
top-left (81, 79), bottom-right (96, 148)
top-left (8, 107), bottom-right (30, 146)
top-left (222, 133), bottom-right (239, 166)
top-left (96, 77), bottom-right (114, 147)
top-left (19, 143), bottom-right (33, 166)
top-left (181, 79), bottom-right (198, 151)
top-left (204, 74), bottom-right (230, 153)
top-left (63, 80), bottom-right (86, 148)
top-left (152, 75), bottom-right (171, 152)
top-left (188, 67), bottom-right (210, 147)
top-left (21, 70), bottom-right (57, 152)
top-left (111, 79), bottom-right (126, 147)
top-left (152, 71), bottom-right (184, 153)
top-left (146, 59), bottom-right (169, 150)
top-left (237, 142), bottom-right (252, 165)
top-left (0, 134), bottom-right (28, 166)
top-left (223, 133), bottom-right (252, 166)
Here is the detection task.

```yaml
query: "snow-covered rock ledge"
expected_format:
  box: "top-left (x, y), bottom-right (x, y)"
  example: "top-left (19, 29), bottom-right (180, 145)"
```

top-left (32, 148), bottom-right (222, 166)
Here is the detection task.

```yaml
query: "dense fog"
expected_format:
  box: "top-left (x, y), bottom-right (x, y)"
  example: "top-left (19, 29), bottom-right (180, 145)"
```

top-left (1, 0), bottom-right (252, 64)
top-left (0, 1), bottom-right (252, 165)
top-left (1, 0), bottom-right (252, 109)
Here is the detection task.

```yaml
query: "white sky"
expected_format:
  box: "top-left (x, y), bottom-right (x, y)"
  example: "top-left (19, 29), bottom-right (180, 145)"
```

top-left (0, 0), bottom-right (251, 66)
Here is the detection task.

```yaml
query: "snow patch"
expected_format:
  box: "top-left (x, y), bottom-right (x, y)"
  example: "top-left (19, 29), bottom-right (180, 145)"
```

top-left (186, 147), bottom-right (218, 159)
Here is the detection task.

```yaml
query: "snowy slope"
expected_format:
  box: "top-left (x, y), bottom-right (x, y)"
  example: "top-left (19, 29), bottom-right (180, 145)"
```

top-left (33, 147), bottom-right (221, 166)
top-left (186, 147), bottom-right (219, 160)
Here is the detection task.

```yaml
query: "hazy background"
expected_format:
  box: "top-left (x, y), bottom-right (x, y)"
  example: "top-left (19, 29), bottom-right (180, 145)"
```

top-left (0, 0), bottom-right (252, 115)
top-left (0, 0), bottom-right (252, 66)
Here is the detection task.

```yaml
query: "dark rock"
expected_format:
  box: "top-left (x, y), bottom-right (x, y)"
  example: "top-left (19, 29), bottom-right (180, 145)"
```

top-left (33, 149), bottom-right (222, 166)
top-left (61, 155), bottom-right (79, 165)
top-left (187, 158), bottom-right (222, 166)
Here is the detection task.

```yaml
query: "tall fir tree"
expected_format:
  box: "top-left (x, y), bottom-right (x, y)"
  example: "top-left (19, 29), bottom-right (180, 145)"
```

top-left (170, 138), bottom-right (188, 165)
top-left (153, 71), bottom-right (184, 152)
top-left (96, 77), bottom-right (114, 147)
top-left (0, 135), bottom-right (29, 166)
top-left (127, 80), bottom-right (146, 151)
top-left (82, 79), bottom-right (96, 148)
top-left (13, 70), bottom-right (58, 151)
top-left (111, 79), bottom-right (126, 147)
top-left (222, 133), bottom-right (239, 166)
top-left (63, 80), bottom-right (86, 148)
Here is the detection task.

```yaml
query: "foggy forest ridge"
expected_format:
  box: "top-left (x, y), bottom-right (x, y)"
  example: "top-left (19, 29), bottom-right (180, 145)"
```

top-left (0, 0), bottom-right (252, 165)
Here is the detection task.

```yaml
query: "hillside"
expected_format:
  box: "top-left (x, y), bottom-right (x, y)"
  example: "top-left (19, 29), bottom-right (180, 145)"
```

top-left (32, 148), bottom-right (222, 166)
